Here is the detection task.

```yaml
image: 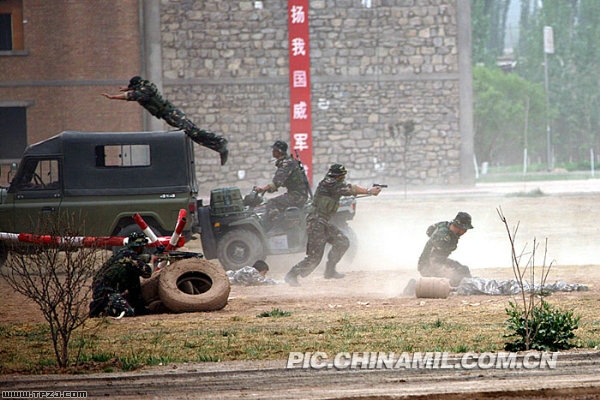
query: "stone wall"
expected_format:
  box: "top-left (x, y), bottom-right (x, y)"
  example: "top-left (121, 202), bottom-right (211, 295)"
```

top-left (160, 0), bottom-right (464, 194)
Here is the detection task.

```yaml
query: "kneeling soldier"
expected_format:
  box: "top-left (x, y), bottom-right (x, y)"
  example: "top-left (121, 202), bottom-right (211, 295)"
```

top-left (417, 212), bottom-right (473, 287)
top-left (89, 232), bottom-right (153, 318)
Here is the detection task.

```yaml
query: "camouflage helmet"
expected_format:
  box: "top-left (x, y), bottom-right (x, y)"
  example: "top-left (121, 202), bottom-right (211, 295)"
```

top-left (452, 212), bottom-right (473, 230)
top-left (128, 76), bottom-right (143, 89)
top-left (127, 232), bottom-right (148, 248)
top-left (271, 140), bottom-right (288, 154)
top-left (327, 163), bottom-right (347, 177)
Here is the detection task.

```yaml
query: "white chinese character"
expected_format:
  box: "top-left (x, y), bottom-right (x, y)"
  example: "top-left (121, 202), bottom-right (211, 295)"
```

top-left (291, 5), bottom-right (305, 24)
top-left (293, 101), bottom-right (308, 119)
top-left (293, 70), bottom-right (307, 88)
top-left (293, 133), bottom-right (309, 151)
top-left (291, 38), bottom-right (306, 56)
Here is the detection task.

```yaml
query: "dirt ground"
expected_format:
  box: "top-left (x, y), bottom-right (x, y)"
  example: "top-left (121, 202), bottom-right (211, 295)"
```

top-left (3, 190), bottom-right (600, 325)
top-left (2, 182), bottom-right (600, 398)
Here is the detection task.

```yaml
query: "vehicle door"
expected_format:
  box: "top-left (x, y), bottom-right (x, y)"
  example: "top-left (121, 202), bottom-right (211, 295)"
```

top-left (9, 158), bottom-right (62, 233)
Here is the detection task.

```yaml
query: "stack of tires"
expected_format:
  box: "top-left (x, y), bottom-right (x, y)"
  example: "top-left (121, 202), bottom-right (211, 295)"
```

top-left (141, 259), bottom-right (230, 313)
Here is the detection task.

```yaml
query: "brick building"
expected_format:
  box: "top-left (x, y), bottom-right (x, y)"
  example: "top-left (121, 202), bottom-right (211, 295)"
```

top-left (0, 0), bottom-right (144, 185)
top-left (0, 0), bottom-right (474, 190)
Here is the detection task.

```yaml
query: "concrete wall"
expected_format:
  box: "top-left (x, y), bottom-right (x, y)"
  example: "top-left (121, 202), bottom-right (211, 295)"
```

top-left (159, 0), bottom-right (472, 194)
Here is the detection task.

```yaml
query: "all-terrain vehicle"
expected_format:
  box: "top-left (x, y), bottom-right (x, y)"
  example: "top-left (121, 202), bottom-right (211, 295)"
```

top-left (197, 187), bottom-right (357, 270)
top-left (0, 130), bottom-right (199, 264)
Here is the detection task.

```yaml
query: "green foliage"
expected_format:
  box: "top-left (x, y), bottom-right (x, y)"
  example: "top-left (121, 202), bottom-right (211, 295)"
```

top-left (257, 308), bottom-right (291, 318)
top-left (504, 300), bottom-right (580, 351)
top-left (471, 0), bottom-right (511, 66)
top-left (473, 66), bottom-right (546, 163)
top-left (515, 0), bottom-right (600, 162)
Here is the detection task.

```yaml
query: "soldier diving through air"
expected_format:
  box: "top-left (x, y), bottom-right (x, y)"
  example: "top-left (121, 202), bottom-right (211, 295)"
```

top-left (102, 76), bottom-right (229, 165)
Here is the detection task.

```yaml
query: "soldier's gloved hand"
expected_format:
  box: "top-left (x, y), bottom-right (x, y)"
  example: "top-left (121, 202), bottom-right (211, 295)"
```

top-left (139, 253), bottom-right (152, 263)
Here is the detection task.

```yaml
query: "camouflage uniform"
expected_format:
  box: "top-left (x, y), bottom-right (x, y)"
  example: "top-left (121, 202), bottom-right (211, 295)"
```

top-left (126, 78), bottom-right (227, 155)
top-left (89, 248), bottom-right (152, 317)
top-left (226, 266), bottom-right (277, 286)
top-left (418, 219), bottom-right (472, 287)
top-left (287, 171), bottom-right (355, 281)
top-left (264, 154), bottom-right (309, 220)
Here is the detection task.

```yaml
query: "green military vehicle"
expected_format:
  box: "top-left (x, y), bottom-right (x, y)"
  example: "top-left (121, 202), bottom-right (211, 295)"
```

top-left (197, 187), bottom-right (357, 270)
top-left (0, 130), bottom-right (199, 265)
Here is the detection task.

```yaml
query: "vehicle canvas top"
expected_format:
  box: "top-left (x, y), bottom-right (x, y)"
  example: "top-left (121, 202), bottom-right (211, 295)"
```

top-left (23, 130), bottom-right (196, 196)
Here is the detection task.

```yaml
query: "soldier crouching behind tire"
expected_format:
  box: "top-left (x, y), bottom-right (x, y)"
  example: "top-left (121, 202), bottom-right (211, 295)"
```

top-left (284, 164), bottom-right (382, 286)
top-left (417, 212), bottom-right (473, 287)
top-left (89, 232), bottom-right (153, 318)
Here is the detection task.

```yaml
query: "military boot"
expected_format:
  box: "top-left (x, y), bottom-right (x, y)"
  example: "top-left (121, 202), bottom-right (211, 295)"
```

top-left (324, 266), bottom-right (345, 280)
top-left (284, 271), bottom-right (300, 287)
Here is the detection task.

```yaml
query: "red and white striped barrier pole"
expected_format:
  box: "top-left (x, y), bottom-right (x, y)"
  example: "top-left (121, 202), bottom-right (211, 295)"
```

top-left (156, 209), bottom-right (187, 270)
top-left (0, 232), bottom-right (181, 248)
top-left (133, 213), bottom-right (159, 243)
top-left (167, 209), bottom-right (187, 251)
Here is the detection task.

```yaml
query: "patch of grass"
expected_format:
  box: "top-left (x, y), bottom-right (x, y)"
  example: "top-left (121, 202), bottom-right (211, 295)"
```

top-left (420, 318), bottom-right (445, 330)
top-left (119, 355), bottom-right (141, 371)
top-left (452, 344), bottom-right (469, 353)
top-left (257, 308), bottom-right (291, 318)
top-left (197, 352), bottom-right (220, 362)
top-left (2, 279), bottom-right (599, 374)
top-left (37, 358), bottom-right (57, 367)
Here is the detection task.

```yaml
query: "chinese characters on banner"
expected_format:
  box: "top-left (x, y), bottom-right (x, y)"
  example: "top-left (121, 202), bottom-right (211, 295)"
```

top-left (288, 0), bottom-right (313, 185)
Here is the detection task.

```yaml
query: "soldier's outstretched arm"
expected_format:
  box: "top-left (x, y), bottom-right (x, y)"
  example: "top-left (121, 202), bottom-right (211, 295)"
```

top-left (101, 92), bottom-right (129, 101)
top-left (350, 184), bottom-right (382, 196)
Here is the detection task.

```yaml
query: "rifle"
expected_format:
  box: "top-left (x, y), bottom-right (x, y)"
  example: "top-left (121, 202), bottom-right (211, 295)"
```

top-left (294, 149), bottom-right (313, 199)
top-left (151, 246), bottom-right (203, 270)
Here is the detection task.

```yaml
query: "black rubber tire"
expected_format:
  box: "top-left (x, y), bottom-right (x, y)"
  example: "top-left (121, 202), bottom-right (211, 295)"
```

top-left (158, 258), bottom-right (230, 312)
top-left (216, 229), bottom-right (264, 271)
top-left (0, 242), bottom-right (7, 267)
top-left (112, 224), bottom-right (161, 254)
top-left (141, 270), bottom-right (162, 304)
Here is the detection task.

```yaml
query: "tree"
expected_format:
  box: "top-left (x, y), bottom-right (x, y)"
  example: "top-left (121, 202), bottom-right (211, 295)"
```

top-left (516, 0), bottom-right (600, 162)
top-left (473, 65), bottom-right (546, 164)
top-left (471, 0), bottom-right (511, 66)
top-left (1, 214), bottom-right (104, 368)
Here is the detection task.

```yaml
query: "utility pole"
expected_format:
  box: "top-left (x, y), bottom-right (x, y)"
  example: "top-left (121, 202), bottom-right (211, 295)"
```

top-left (543, 26), bottom-right (554, 171)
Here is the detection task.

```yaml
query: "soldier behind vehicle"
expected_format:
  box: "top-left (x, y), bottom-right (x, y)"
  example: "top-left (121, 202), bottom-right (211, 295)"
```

top-left (89, 232), bottom-right (153, 318)
top-left (253, 140), bottom-right (310, 230)
top-left (417, 212), bottom-right (474, 287)
top-left (226, 260), bottom-right (277, 286)
top-left (284, 164), bottom-right (382, 286)
top-left (102, 76), bottom-right (229, 165)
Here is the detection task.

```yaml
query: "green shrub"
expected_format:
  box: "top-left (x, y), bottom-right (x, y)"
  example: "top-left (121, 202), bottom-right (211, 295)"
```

top-left (504, 300), bottom-right (580, 351)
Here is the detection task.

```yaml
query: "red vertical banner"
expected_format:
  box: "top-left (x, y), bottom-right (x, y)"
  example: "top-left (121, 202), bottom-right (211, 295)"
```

top-left (288, 0), bottom-right (313, 185)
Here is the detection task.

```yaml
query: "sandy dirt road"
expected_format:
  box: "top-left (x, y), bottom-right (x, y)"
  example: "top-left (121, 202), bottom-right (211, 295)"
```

top-left (2, 352), bottom-right (600, 399)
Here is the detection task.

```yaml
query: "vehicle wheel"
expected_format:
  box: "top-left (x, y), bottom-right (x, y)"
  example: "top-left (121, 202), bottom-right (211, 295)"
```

top-left (158, 258), bottom-right (230, 313)
top-left (0, 242), bottom-right (7, 267)
top-left (141, 270), bottom-right (162, 304)
top-left (112, 224), bottom-right (161, 254)
top-left (217, 229), bottom-right (264, 271)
